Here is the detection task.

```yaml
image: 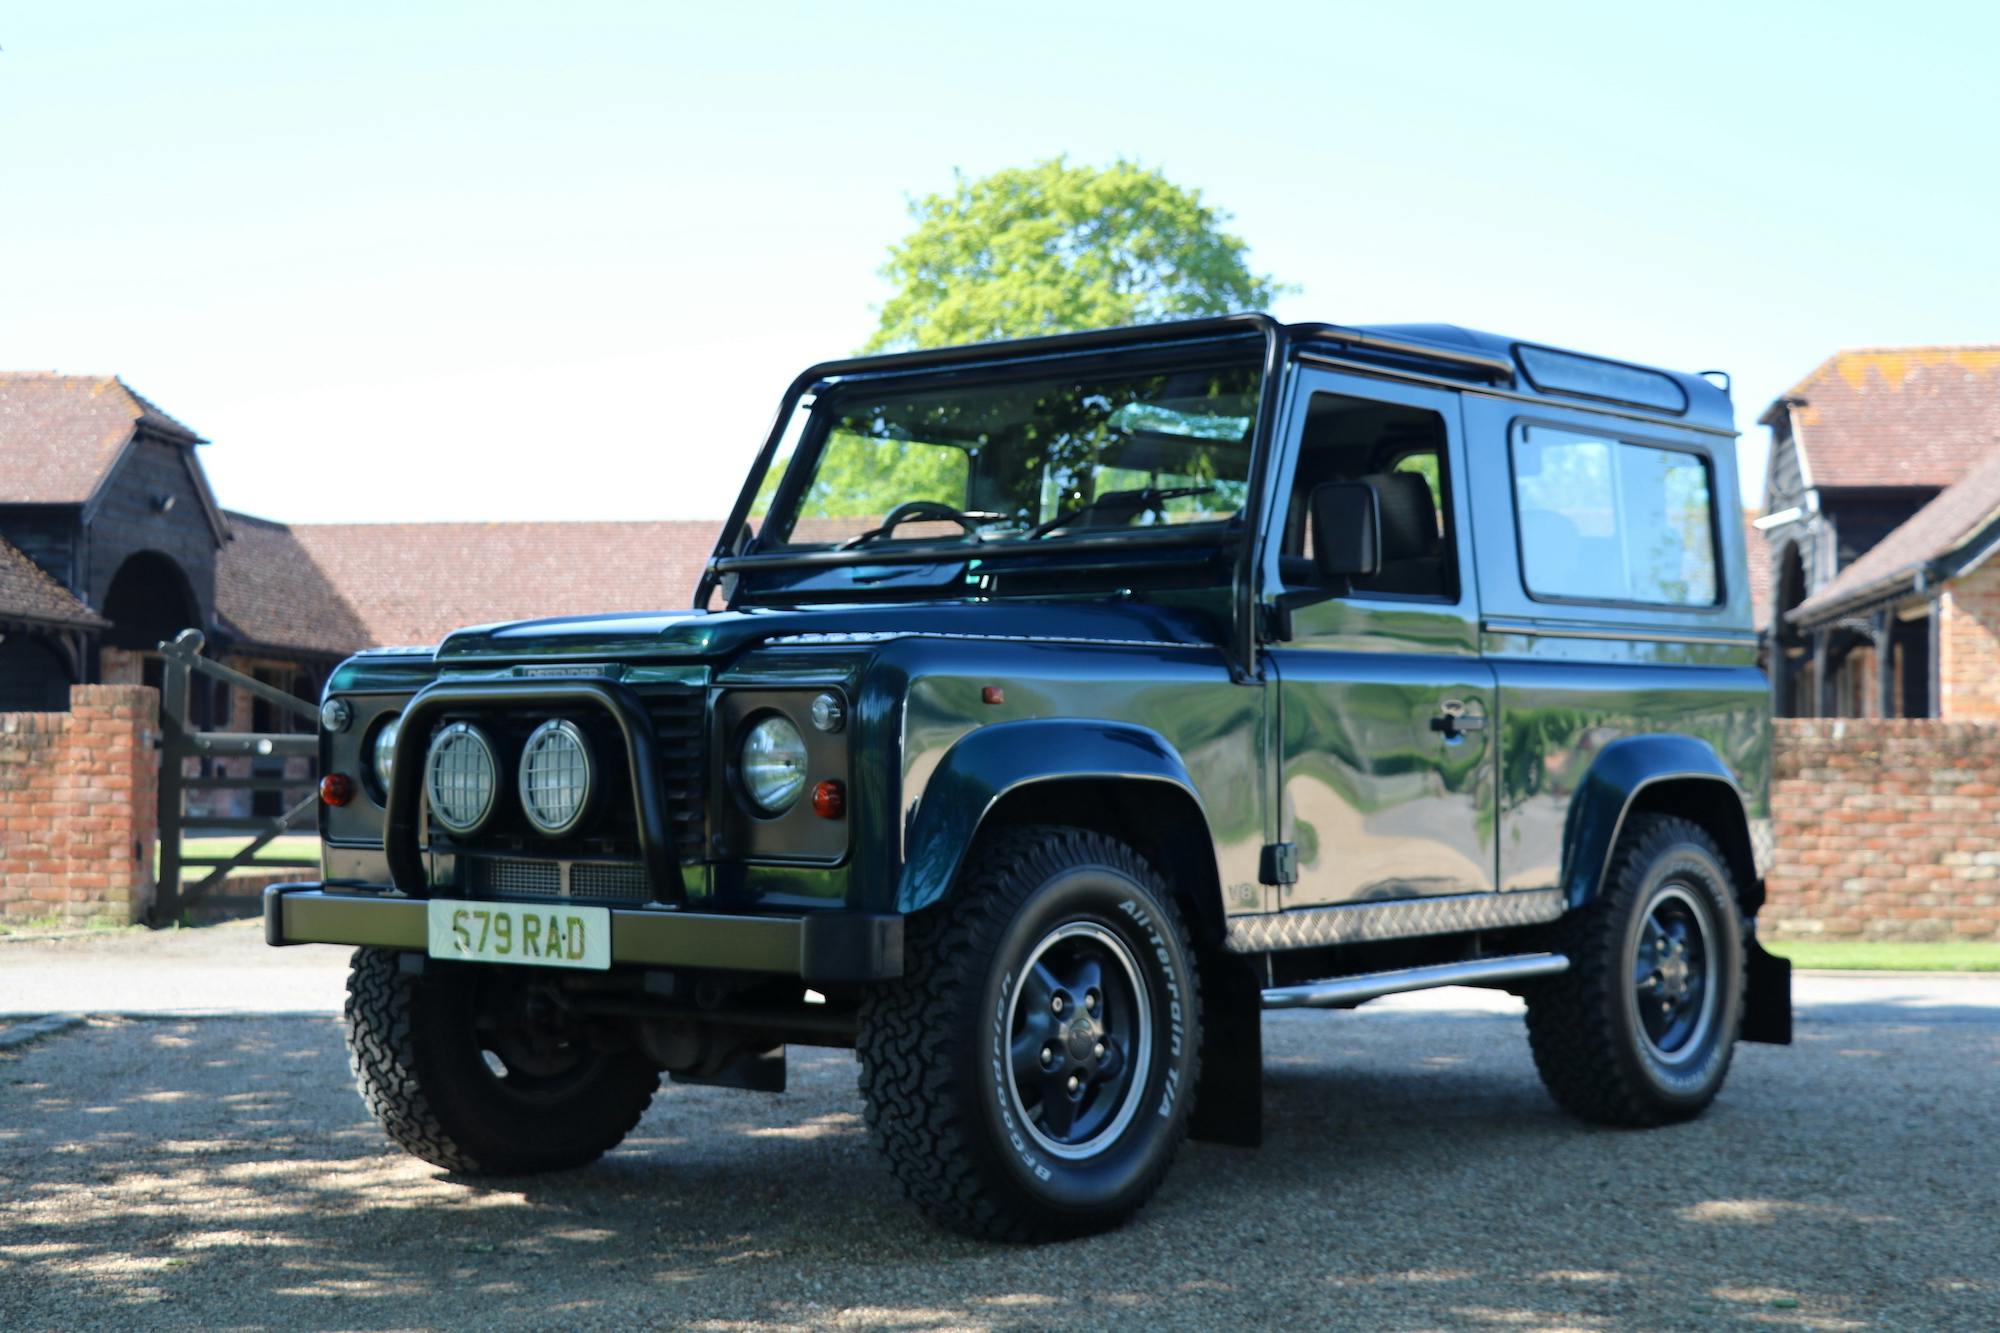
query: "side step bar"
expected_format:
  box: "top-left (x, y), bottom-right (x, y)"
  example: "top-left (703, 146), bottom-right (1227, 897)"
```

top-left (1261, 952), bottom-right (1570, 1011)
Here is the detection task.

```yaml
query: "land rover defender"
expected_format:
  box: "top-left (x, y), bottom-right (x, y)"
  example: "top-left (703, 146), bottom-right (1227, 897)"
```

top-left (273, 314), bottom-right (1791, 1240)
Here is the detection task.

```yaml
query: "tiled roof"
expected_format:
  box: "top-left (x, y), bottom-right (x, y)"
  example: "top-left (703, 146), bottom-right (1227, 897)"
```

top-left (0, 537), bottom-right (106, 629)
top-left (214, 512), bottom-right (373, 658)
top-left (283, 520), bottom-right (726, 648)
top-left (1793, 444), bottom-right (2000, 622)
top-left (1769, 346), bottom-right (2000, 490)
top-left (1742, 509), bottom-right (1771, 628)
top-left (0, 373), bottom-right (205, 505)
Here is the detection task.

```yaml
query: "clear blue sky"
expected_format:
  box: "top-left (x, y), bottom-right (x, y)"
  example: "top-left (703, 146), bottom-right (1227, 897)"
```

top-left (4, 2), bottom-right (1993, 524)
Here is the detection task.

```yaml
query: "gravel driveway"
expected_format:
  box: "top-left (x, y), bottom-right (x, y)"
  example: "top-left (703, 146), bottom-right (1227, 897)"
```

top-left (1, 932), bottom-right (1996, 1331)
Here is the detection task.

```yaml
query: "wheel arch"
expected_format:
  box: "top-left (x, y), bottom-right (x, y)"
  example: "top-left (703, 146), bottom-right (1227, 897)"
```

top-left (895, 719), bottom-right (1226, 947)
top-left (1562, 734), bottom-right (1762, 917)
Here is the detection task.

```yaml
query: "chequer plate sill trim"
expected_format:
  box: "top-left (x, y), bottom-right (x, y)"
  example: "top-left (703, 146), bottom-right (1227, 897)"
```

top-left (1225, 889), bottom-right (1566, 953)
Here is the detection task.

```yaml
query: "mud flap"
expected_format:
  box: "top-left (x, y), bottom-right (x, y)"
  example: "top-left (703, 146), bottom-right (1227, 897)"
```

top-left (1741, 936), bottom-right (1792, 1046)
top-left (1191, 951), bottom-right (1263, 1147)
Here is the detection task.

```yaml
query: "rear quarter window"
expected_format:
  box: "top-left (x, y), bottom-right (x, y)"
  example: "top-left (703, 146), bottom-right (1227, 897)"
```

top-left (1511, 425), bottom-right (1718, 607)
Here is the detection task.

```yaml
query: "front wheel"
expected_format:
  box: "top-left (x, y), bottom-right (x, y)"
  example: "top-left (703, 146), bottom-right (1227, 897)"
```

top-left (1525, 814), bottom-right (1745, 1127)
top-left (857, 825), bottom-right (1202, 1241)
top-left (343, 948), bottom-right (660, 1174)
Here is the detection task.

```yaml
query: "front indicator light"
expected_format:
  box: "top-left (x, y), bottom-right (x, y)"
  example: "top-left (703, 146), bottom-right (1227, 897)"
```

top-left (320, 772), bottom-right (355, 807)
top-left (741, 714), bottom-right (808, 814)
top-left (812, 779), bottom-right (845, 819)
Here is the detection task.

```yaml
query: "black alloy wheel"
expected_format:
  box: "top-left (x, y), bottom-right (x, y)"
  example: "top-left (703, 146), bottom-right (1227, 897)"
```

top-left (1632, 881), bottom-right (1718, 1065)
top-left (857, 825), bottom-right (1203, 1241)
top-left (1525, 813), bottom-right (1744, 1127)
top-left (1006, 920), bottom-right (1153, 1158)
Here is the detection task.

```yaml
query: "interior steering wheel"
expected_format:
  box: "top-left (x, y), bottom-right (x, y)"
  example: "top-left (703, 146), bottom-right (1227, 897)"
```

top-left (839, 500), bottom-right (1003, 549)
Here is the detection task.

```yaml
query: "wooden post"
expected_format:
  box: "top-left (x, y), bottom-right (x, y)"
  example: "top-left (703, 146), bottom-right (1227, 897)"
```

top-left (151, 630), bottom-right (200, 925)
top-left (1875, 610), bottom-right (1896, 719)
top-left (1929, 598), bottom-right (1944, 718)
top-left (1810, 629), bottom-right (1831, 719)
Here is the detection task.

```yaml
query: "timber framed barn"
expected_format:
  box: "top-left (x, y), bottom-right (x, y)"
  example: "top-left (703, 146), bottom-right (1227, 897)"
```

top-left (1758, 345), bottom-right (2000, 719)
top-left (0, 373), bottom-right (724, 736)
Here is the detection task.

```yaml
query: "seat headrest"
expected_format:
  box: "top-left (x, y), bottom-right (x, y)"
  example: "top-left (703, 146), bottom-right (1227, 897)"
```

top-left (1361, 472), bottom-right (1441, 561)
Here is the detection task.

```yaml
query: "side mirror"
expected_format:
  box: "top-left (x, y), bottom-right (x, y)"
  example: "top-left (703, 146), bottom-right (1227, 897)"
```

top-left (1266, 481), bottom-right (1383, 643)
top-left (1309, 481), bottom-right (1382, 581)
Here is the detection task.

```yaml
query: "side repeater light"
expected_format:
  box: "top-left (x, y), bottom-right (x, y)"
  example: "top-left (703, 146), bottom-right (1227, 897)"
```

top-left (319, 772), bottom-right (355, 807)
top-left (812, 779), bottom-right (845, 819)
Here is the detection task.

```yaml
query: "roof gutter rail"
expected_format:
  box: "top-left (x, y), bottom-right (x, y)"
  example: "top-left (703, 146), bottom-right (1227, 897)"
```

top-left (1288, 323), bottom-right (1515, 381)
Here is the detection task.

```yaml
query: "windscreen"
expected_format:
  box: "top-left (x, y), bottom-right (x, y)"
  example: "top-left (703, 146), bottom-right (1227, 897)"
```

top-left (755, 355), bottom-right (1262, 551)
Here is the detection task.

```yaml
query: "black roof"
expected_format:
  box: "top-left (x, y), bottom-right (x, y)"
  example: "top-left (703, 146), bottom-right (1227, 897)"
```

top-left (796, 314), bottom-right (1735, 434)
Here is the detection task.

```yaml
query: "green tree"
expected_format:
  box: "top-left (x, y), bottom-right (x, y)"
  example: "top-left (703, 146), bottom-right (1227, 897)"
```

top-left (864, 157), bottom-right (1289, 352)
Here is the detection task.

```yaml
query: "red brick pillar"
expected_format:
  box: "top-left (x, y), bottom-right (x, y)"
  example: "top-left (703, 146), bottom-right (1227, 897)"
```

top-left (0, 685), bottom-right (159, 926)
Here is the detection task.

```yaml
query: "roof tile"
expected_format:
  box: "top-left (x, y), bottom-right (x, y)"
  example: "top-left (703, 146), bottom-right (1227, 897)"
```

top-left (282, 520), bottom-right (724, 649)
top-left (1776, 346), bottom-right (2000, 490)
top-left (0, 372), bottom-right (205, 505)
top-left (0, 537), bottom-right (107, 629)
top-left (214, 512), bottom-right (374, 658)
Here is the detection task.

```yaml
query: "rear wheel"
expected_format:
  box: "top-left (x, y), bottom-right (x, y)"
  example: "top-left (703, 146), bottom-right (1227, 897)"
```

top-left (1525, 814), bottom-right (1744, 1127)
top-left (857, 825), bottom-right (1202, 1241)
top-left (343, 947), bottom-right (659, 1173)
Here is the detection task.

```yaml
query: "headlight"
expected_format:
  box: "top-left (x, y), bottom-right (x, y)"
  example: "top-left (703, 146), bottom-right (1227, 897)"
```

top-left (519, 719), bottom-right (593, 836)
top-left (371, 715), bottom-right (402, 791)
top-left (424, 721), bottom-right (498, 833)
top-left (740, 714), bottom-right (808, 814)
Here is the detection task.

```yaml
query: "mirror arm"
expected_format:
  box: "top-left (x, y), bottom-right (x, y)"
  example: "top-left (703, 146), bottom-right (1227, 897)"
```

top-left (1262, 581), bottom-right (1351, 642)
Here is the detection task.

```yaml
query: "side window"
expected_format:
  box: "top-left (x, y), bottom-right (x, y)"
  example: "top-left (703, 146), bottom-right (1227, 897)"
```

top-left (1283, 393), bottom-right (1455, 600)
top-left (1512, 425), bottom-right (1718, 606)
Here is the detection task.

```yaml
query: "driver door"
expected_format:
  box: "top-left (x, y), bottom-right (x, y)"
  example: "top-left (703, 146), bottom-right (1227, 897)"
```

top-left (1264, 368), bottom-right (1497, 909)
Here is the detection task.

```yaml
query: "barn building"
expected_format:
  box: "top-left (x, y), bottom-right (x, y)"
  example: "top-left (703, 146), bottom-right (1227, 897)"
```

top-left (1758, 346), bottom-right (2000, 718)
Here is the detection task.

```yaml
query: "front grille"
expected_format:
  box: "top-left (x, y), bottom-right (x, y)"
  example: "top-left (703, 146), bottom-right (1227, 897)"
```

top-left (570, 860), bottom-right (649, 901)
top-left (469, 856), bottom-right (561, 898)
top-left (649, 687), bottom-right (708, 862)
top-left (467, 855), bottom-right (650, 904)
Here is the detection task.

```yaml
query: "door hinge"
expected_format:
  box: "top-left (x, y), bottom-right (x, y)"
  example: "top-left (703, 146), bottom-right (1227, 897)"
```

top-left (1259, 842), bottom-right (1298, 886)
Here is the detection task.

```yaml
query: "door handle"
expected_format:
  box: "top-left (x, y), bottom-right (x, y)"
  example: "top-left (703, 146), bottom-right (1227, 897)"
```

top-left (1429, 700), bottom-right (1486, 739)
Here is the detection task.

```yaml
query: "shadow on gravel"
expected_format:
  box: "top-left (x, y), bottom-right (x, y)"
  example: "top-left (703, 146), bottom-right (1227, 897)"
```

top-left (1, 1010), bottom-right (1995, 1331)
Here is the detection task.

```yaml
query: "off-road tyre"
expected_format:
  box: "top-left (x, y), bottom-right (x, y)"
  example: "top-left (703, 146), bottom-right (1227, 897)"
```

top-left (857, 825), bottom-right (1203, 1241)
top-left (343, 947), bottom-right (660, 1174)
top-left (1525, 814), bottom-right (1745, 1127)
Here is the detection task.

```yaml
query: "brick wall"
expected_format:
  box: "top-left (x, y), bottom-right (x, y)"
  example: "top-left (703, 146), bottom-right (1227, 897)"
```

top-left (1939, 559), bottom-right (2000, 721)
top-left (0, 685), bottom-right (158, 924)
top-left (1765, 717), bottom-right (2000, 940)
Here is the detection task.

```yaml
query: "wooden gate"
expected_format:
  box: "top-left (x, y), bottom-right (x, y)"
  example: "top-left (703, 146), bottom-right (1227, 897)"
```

top-left (152, 629), bottom-right (319, 925)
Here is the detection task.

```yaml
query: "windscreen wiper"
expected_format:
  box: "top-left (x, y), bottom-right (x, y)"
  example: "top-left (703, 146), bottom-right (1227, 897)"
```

top-left (1023, 485), bottom-right (1215, 540)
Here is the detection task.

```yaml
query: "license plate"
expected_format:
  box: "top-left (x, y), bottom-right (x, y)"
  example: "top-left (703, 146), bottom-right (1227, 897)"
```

top-left (426, 900), bottom-right (612, 971)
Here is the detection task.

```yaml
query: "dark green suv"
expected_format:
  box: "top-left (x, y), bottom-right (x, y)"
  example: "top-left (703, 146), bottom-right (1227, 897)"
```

top-left (275, 314), bottom-right (1790, 1240)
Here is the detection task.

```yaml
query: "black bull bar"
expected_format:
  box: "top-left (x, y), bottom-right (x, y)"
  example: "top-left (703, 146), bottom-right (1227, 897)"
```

top-left (382, 677), bottom-right (687, 902)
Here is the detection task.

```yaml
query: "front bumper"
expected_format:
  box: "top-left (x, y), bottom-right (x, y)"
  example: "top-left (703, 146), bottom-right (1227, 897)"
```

top-left (263, 884), bottom-right (904, 984)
